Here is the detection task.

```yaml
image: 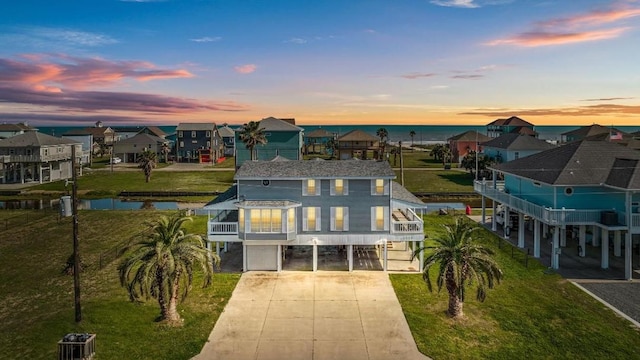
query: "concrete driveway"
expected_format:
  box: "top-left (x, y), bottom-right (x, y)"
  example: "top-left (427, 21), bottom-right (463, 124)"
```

top-left (194, 271), bottom-right (429, 360)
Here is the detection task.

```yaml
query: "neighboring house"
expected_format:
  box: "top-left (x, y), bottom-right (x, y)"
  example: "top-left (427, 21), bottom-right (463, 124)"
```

top-left (0, 122), bottom-right (37, 139)
top-left (113, 133), bottom-right (167, 163)
top-left (474, 140), bottom-right (640, 280)
top-left (112, 126), bottom-right (167, 140)
top-left (176, 123), bottom-right (223, 163)
top-left (235, 117), bottom-right (304, 167)
top-left (447, 130), bottom-right (491, 163)
top-left (561, 124), bottom-right (626, 143)
top-left (304, 128), bottom-right (335, 155)
top-left (0, 132), bottom-right (81, 184)
top-left (83, 121), bottom-right (116, 151)
top-left (218, 125), bottom-right (236, 157)
top-left (62, 129), bottom-right (93, 166)
top-left (486, 116), bottom-right (536, 138)
top-left (204, 159), bottom-right (426, 271)
top-left (482, 133), bottom-right (555, 164)
top-left (335, 129), bottom-right (380, 160)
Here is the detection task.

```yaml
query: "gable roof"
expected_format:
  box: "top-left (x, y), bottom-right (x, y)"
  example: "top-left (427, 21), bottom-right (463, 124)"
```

top-left (486, 116), bottom-right (534, 127)
top-left (115, 133), bottom-right (166, 145)
top-left (140, 126), bottom-right (166, 137)
top-left (338, 129), bottom-right (378, 142)
top-left (448, 130), bottom-right (491, 142)
top-left (83, 126), bottom-right (113, 136)
top-left (0, 123), bottom-right (37, 132)
top-left (258, 117), bottom-right (303, 131)
top-left (561, 124), bottom-right (616, 139)
top-left (0, 131), bottom-right (79, 147)
top-left (176, 122), bottom-right (216, 131)
top-left (493, 140), bottom-right (640, 186)
top-left (391, 181), bottom-right (425, 207)
top-left (306, 128), bottom-right (334, 138)
top-left (218, 125), bottom-right (235, 137)
top-left (235, 159), bottom-right (395, 179)
top-left (482, 133), bottom-right (555, 151)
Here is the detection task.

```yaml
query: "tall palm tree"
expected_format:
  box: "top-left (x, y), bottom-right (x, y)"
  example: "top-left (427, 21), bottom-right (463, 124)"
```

top-left (413, 217), bottom-right (502, 318)
top-left (376, 127), bottom-right (388, 160)
top-left (138, 149), bottom-right (157, 183)
top-left (119, 214), bottom-right (219, 324)
top-left (239, 121), bottom-right (267, 161)
top-left (409, 130), bottom-right (416, 150)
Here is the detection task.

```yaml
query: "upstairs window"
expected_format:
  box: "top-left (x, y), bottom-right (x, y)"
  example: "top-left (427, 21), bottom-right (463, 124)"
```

top-left (330, 207), bottom-right (349, 231)
top-left (178, 131), bottom-right (183, 138)
top-left (249, 209), bottom-right (282, 233)
top-left (191, 131), bottom-right (197, 138)
top-left (302, 207), bottom-right (321, 231)
top-left (371, 179), bottom-right (388, 195)
top-left (330, 179), bottom-right (348, 196)
top-left (371, 206), bottom-right (389, 231)
top-left (206, 131), bottom-right (211, 138)
top-left (303, 179), bottom-right (320, 196)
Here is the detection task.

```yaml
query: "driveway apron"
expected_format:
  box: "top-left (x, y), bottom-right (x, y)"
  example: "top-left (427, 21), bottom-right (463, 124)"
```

top-left (194, 271), bottom-right (429, 360)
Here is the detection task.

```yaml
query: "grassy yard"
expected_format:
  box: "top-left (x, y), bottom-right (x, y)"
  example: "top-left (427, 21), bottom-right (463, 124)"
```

top-left (398, 170), bottom-right (474, 193)
top-left (26, 170), bottom-right (235, 198)
top-left (391, 214), bottom-right (640, 360)
top-left (0, 210), bottom-right (240, 359)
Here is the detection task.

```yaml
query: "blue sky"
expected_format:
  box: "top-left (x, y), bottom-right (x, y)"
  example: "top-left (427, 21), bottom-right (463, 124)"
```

top-left (1, 0), bottom-right (639, 127)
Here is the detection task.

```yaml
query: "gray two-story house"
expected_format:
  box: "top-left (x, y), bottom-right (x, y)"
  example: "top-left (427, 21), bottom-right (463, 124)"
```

top-left (204, 159), bottom-right (426, 271)
top-left (176, 123), bottom-right (223, 163)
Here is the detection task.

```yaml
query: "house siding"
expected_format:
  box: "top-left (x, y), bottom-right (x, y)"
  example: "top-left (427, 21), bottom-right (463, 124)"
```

top-left (235, 131), bottom-right (302, 166)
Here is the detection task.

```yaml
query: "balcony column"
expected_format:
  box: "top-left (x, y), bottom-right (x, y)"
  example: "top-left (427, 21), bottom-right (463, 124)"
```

top-left (551, 226), bottom-right (560, 270)
top-left (224, 242), bottom-right (228, 253)
top-left (503, 206), bottom-right (510, 239)
top-left (242, 245), bottom-right (247, 272)
top-left (592, 225), bottom-right (600, 247)
top-left (560, 227), bottom-right (567, 247)
top-left (215, 242), bottom-right (221, 259)
top-left (578, 225), bottom-right (586, 257)
top-left (383, 240), bottom-right (388, 272)
top-left (518, 213), bottom-right (525, 248)
top-left (419, 241), bottom-right (424, 272)
top-left (276, 245), bottom-right (282, 272)
top-left (348, 244), bottom-right (353, 272)
top-left (312, 244), bottom-right (318, 272)
top-left (481, 194), bottom-right (486, 224)
top-left (613, 231), bottom-right (622, 257)
top-left (533, 219), bottom-right (541, 258)
top-left (491, 201), bottom-right (497, 231)
top-left (601, 229), bottom-right (609, 269)
top-left (543, 223), bottom-right (549, 238)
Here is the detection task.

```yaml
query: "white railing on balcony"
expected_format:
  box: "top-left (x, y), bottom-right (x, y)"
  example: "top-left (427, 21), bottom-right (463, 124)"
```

top-left (391, 208), bottom-right (423, 234)
top-left (0, 153), bottom-right (73, 163)
top-left (208, 222), bottom-right (238, 235)
top-left (475, 180), bottom-right (637, 229)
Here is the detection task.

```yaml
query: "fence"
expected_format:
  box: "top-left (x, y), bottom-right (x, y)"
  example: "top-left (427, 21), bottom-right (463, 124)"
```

top-left (0, 209), bottom-right (56, 232)
top-left (494, 235), bottom-right (531, 268)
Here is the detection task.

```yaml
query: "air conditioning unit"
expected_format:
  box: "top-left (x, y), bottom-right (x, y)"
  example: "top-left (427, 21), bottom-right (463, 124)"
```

top-left (600, 211), bottom-right (617, 226)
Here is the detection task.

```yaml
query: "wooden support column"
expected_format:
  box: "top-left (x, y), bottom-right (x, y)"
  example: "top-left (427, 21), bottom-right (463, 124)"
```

top-left (383, 241), bottom-right (388, 272)
top-left (592, 225), bottom-right (600, 247)
top-left (552, 226), bottom-right (560, 270)
top-left (614, 231), bottom-right (622, 257)
top-left (276, 245), bottom-right (282, 272)
top-left (242, 244), bottom-right (247, 272)
top-left (579, 225), bottom-right (586, 257)
top-left (518, 213), bottom-right (525, 248)
top-left (560, 227), bottom-right (567, 247)
top-left (312, 244), bottom-right (318, 272)
top-left (491, 202), bottom-right (497, 231)
top-left (601, 229), bottom-right (609, 269)
top-left (533, 219), bottom-right (541, 258)
top-left (215, 242), bottom-right (220, 259)
top-left (481, 194), bottom-right (486, 224)
top-left (348, 244), bottom-right (353, 272)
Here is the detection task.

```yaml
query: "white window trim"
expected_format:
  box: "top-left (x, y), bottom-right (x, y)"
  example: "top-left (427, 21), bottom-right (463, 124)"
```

top-left (330, 179), bottom-right (349, 196)
top-left (302, 207), bottom-right (321, 231)
top-left (302, 179), bottom-right (321, 196)
top-left (371, 179), bottom-right (389, 195)
top-left (330, 206), bottom-right (349, 231)
top-left (371, 206), bottom-right (390, 231)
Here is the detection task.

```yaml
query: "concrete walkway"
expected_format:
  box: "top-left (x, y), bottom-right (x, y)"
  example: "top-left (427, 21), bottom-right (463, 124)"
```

top-left (194, 271), bottom-right (429, 360)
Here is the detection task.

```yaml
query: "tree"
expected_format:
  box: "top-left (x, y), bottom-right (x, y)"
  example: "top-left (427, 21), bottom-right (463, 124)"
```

top-left (325, 138), bottom-right (337, 159)
top-left (461, 152), bottom-right (492, 178)
top-left (118, 214), bottom-right (219, 324)
top-left (413, 218), bottom-right (502, 318)
top-left (376, 127), bottom-right (388, 160)
top-left (161, 142), bottom-right (171, 163)
top-left (431, 143), bottom-right (444, 162)
top-left (239, 121), bottom-right (267, 161)
top-left (138, 149), bottom-right (157, 183)
top-left (409, 130), bottom-right (416, 150)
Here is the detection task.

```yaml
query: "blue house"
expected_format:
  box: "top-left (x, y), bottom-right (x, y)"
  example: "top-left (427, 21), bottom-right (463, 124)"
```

top-left (176, 122), bottom-right (223, 163)
top-left (486, 116), bottom-right (537, 138)
top-left (482, 133), bottom-right (556, 164)
top-left (475, 140), bottom-right (640, 280)
top-left (235, 117), bottom-right (303, 167)
top-left (204, 159), bottom-right (426, 271)
top-left (218, 125), bottom-right (236, 157)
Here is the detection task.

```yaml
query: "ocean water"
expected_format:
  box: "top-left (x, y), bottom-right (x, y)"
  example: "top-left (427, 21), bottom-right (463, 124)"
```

top-left (36, 124), bottom-right (640, 143)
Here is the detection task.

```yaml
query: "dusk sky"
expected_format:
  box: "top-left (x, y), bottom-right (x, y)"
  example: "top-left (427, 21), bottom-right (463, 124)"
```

top-left (1, 0), bottom-right (640, 127)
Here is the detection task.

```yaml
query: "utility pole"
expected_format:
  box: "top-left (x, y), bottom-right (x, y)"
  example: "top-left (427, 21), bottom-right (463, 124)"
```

top-left (475, 132), bottom-right (479, 181)
top-left (71, 145), bottom-right (82, 322)
top-left (399, 141), bottom-right (404, 186)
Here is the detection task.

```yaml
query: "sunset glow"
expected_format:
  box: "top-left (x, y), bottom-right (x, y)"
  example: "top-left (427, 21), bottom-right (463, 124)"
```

top-left (1, 1), bottom-right (639, 127)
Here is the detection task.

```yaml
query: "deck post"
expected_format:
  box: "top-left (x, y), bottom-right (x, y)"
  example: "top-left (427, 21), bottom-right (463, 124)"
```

top-left (560, 227), bottom-right (567, 247)
top-left (601, 229), bottom-right (609, 269)
top-left (215, 242), bottom-right (221, 259)
top-left (312, 244), bottom-right (318, 272)
top-left (552, 226), bottom-right (560, 269)
top-left (276, 245), bottom-right (282, 272)
top-left (613, 231), bottom-right (622, 257)
top-left (491, 201), bottom-right (497, 231)
top-left (348, 244), bottom-right (353, 272)
top-left (625, 191), bottom-right (633, 280)
top-left (533, 219), bottom-right (541, 258)
top-left (224, 242), bottom-right (228, 253)
top-left (242, 244), bottom-right (247, 272)
top-left (383, 240), bottom-right (388, 272)
top-left (592, 225), bottom-right (600, 247)
top-left (518, 213), bottom-right (525, 248)
top-left (481, 193), bottom-right (486, 224)
top-left (579, 225), bottom-right (586, 257)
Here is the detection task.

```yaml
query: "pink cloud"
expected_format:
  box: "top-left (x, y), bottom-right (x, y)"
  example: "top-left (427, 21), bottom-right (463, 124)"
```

top-left (234, 64), bottom-right (257, 74)
top-left (486, 4), bottom-right (640, 47)
top-left (400, 72), bottom-right (437, 80)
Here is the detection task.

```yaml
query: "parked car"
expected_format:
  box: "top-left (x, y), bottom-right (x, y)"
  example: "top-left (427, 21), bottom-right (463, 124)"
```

top-left (110, 157), bottom-right (122, 164)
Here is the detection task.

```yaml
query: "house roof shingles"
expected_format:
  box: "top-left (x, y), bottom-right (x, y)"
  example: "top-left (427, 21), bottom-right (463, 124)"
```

top-left (176, 123), bottom-right (216, 131)
top-left (306, 128), bottom-right (334, 138)
top-left (258, 117), bottom-right (304, 132)
top-left (448, 130), bottom-right (491, 142)
top-left (487, 116), bottom-right (534, 127)
top-left (235, 159), bottom-right (396, 179)
top-left (482, 133), bottom-right (555, 151)
top-left (115, 133), bottom-right (166, 145)
top-left (338, 129), bottom-right (378, 142)
top-left (493, 140), bottom-right (640, 186)
top-left (0, 131), bottom-right (79, 147)
top-left (218, 126), bottom-right (235, 137)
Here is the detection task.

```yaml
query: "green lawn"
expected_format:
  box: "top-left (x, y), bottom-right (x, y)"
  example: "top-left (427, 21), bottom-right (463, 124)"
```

top-left (27, 170), bottom-right (235, 197)
top-left (0, 210), bottom-right (240, 359)
top-left (398, 170), bottom-right (474, 193)
top-left (391, 214), bottom-right (640, 360)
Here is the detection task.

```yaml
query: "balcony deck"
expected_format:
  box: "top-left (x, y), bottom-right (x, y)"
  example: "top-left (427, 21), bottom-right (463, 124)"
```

top-left (475, 180), bottom-right (640, 231)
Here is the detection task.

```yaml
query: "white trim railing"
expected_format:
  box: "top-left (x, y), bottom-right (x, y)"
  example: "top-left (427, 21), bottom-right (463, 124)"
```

top-left (208, 222), bottom-right (238, 235)
top-left (391, 208), bottom-right (423, 234)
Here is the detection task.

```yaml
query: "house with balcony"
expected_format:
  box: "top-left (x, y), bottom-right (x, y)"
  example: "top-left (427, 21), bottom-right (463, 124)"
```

top-left (335, 129), bottom-right (380, 160)
top-left (113, 133), bottom-right (168, 163)
top-left (482, 133), bottom-right (556, 164)
top-left (474, 139), bottom-right (640, 280)
top-left (0, 132), bottom-right (82, 184)
top-left (176, 123), bottom-right (223, 163)
top-left (486, 116), bottom-right (537, 138)
top-left (204, 159), bottom-right (426, 272)
top-left (447, 130), bottom-right (491, 163)
top-left (235, 117), bottom-right (304, 168)
top-left (0, 122), bottom-right (37, 139)
top-left (218, 125), bottom-right (236, 156)
top-left (304, 128), bottom-right (336, 155)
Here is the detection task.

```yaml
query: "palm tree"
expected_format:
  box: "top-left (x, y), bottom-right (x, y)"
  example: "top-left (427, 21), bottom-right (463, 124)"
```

top-left (376, 127), bottom-right (388, 160)
top-left (239, 121), bottom-right (267, 161)
top-left (138, 149), bottom-right (157, 183)
top-left (325, 138), bottom-right (338, 159)
top-left (118, 214), bottom-right (219, 324)
top-left (161, 142), bottom-right (171, 163)
top-left (413, 218), bottom-right (502, 318)
top-left (409, 130), bottom-right (416, 151)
